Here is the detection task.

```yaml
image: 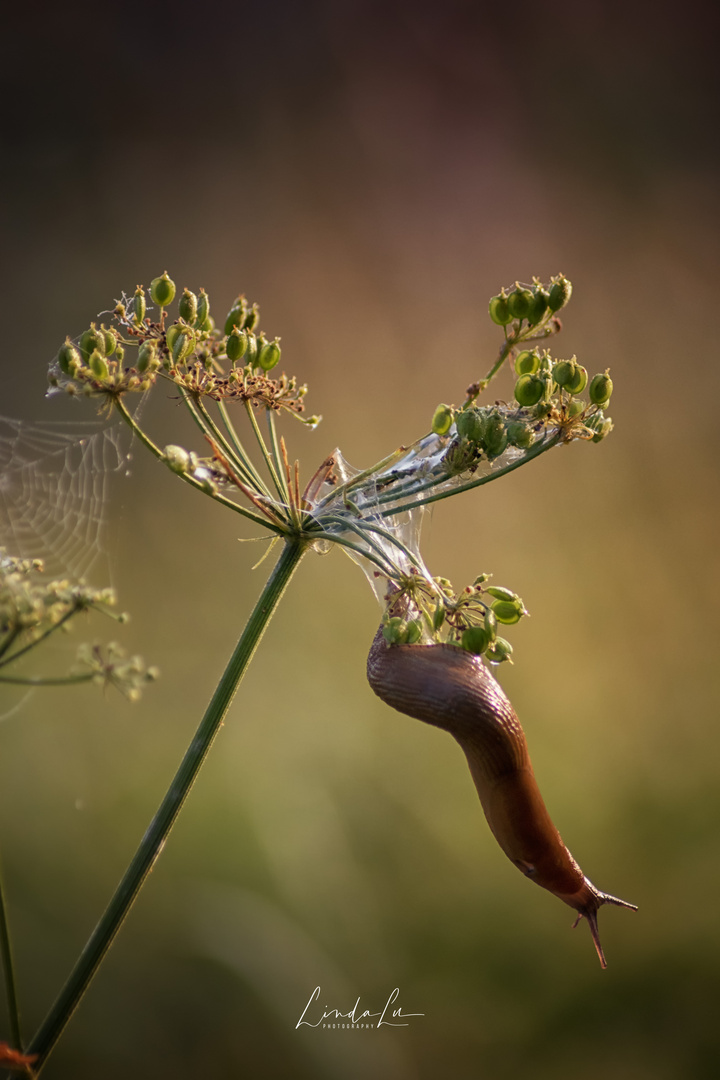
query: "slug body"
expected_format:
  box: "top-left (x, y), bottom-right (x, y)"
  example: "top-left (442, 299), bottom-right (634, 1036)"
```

top-left (367, 625), bottom-right (636, 967)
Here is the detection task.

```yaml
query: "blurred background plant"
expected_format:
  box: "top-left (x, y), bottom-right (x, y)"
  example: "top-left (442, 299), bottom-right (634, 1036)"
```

top-left (1, 0), bottom-right (719, 1077)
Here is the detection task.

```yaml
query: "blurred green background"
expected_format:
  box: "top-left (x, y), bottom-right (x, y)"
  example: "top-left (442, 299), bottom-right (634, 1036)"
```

top-left (2, 0), bottom-right (720, 1076)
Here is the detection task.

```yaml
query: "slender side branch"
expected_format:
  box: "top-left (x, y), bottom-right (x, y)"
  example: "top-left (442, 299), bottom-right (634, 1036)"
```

top-left (113, 398), bottom-right (286, 535)
top-left (23, 539), bottom-right (307, 1075)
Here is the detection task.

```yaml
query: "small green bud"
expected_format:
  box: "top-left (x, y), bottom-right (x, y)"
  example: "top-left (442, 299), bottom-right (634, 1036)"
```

top-left (488, 290), bottom-right (512, 326)
top-left (589, 372), bottom-right (613, 405)
top-left (172, 327), bottom-right (195, 363)
top-left (485, 637), bottom-right (513, 664)
top-left (431, 404), bottom-right (454, 436)
top-left (163, 445), bottom-right (190, 474)
top-left (514, 349), bottom-right (541, 376)
top-left (149, 272), bottom-right (176, 308)
top-left (491, 599), bottom-right (523, 624)
top-left (534, 401), bottom-right (554, 420)
top-left (548, 274), bottom-right (572, 312)
top-left (566, 363), bottom-right (588, 395)
top-left (472, 573), bottom-right (490, 586)
top-left (243, 303), bottom-right (260, 331)
top-left (58, 338), bottom-right (81, 376)
top-left (132, 287), bottom-right (146, 326)
top-left (405, 620), bottom-right (422, 644)
top-left (258, 339), bottom-right (281, 371)
top-left (514, 373), bottom-right (544, 407)
top-left (137, 341), bottom-right (159, 373)
top-left (245, 333), bottom-right (258, 367)
top-left (586, 411), bottom-right (614, 442)
top-left (483, 608), bottom-right (497, 641)
top-left (461, 626), bottom-right (490, 654)
top-left (506, 421), bottom-right (535, 449)
top-left (178, 288), bottom-right (198, 325)
top-left (433, 605), bottom-right (446, 631)
top-left (80, 323), bottom-right (105, 360)
top-left (226, 327), bottom-right (248, 363)
top-left (383, 617), bottom-right (408, 645)
top-left (224, 296), bottom-right (248, 335)
top-left (485, 586), bottom-right (516, 602)
top-left (196, 288), bottom-right (210, 327)
top-left (455, 408), bottom-right (484, 443)
top-left (484, 410), bottom-right (507, 457)
top-left (567, 399), bottom-right (586, 419)
top-left (526, 286), bottom-right (549, 326)
top-left (89, 350), bottom-right (109, 379)
top-left (100, 325), bottom-right (117, 356)
top-left (507, 284), bottom-right (533, 320)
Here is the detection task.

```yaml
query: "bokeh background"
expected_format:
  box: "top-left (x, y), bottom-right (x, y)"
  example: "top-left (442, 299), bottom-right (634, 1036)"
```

top-left (2, 0), bottom-right (720, 1076)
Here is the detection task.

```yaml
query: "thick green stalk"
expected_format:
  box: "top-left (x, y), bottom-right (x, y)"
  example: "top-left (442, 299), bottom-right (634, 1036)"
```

top-left (0, 855), bottom-right (22, 1050)
top-left (23, 539), bottom-right (307, 1075)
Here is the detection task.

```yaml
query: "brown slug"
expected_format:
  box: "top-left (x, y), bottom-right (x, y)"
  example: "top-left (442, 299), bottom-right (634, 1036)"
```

top-left (367, 620), bottom-right (637, 968)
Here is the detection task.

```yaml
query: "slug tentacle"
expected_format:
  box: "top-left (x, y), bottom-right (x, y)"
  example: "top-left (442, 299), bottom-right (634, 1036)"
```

top-left (367, 622), bottom-right (637, 968)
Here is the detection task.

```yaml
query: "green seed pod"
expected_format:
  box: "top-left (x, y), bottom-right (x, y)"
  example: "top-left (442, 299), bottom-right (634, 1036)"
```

top-left (492, 598), bottom-right (523, 624)
top-left (178, 288), bottom-right (198, 325)
top-left (488, 291), bottom-right (513, 326)
top-left (514, 373), bottom-right (544, 407)
top-left (566, 364), bottom-right (588, 395)
top-left (383, 617), bottom-right (408, 645)
top-left (548, 274), bottom-right (572, 312)
top-left (589, 372), bottom-right (613, 405)
top-left (534, 401), bottom-right (554, 420)
top-left (506, 421), bottom-right (535, 449)
top-left (552, 359), bottom-right (576, 388)
top-left (172, 327), bottom-right (195, 364)
top-left (243, 302), bottom-right (260, 331)
top-left (484, 410), bottom-right (507, 457)
top-left (514, 349), bottom-right (541, 376)
top-left (226, 327), bottom-right (248, 363)
top-left (567, 399), bottom-right (586, 418)
top-left (485, 586), bottom-right (516, 602)
top-left (165, 323), bottom-right (181, 359)
top-left (100, 325), bottom-right (117, 356)
top-left (431, 404), bottom-right (454, 436)
top-left (89, 350), bottom-right (108, 379)
top-left (163, 445), bottom-right (191, 474)
top-left (483, 608), bottom-right (498, 641)
top-left (485, 637), bottom-right (513, 664)
top-left (115, 344), bottom-right (125, 363)
top-left (433, 604), bottom-right (446, 631)
top-left (245, 333), bottom-right (258, 367)
top-left (526, 286), bottom-right (549, 326)
top-left (196, 288), bottom-right (210, 327)
top-left (150, 272), bottom-right (176, 308)
top-left (461, 626), bottom-right (490, 655)
top-left (224, 296), bottom-right (248, 335)
top-left (258, 339), bottom-right (281, 371)
top-left (137, 341), bottom-right (159, 373)
top-left (455, 408), bottom-right (484, 443)
top-left (507, 284), bottom-right (533, 320)
top-left (405, 620), bottom-right (422, 644)
top-left (57, 338), bottom-right (81, 376)
top-left (79, 323), bottom-right (105, 360)
top-left (132, 287), bottom-right (147, 326)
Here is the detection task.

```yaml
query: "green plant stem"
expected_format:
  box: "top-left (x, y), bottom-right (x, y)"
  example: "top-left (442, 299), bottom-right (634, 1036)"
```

top-left (0, 607), bottom-right (80, 671)
top-left (0, 854), bottom-right (22, 1050)
top-left (113, 398), bottom-right (285, 535)
top-left (0, 674), bottom-right (95, 687)
top-left (380, 430), bottom-right (562, 516)
top-left (244, 401), bottom-right (289, 504)
top-left (23, 538), bottom-right (307, 1076)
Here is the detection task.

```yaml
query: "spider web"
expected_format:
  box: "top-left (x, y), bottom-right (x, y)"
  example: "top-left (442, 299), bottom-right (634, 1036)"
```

top-left (0, 415), bottom-right (131, 582)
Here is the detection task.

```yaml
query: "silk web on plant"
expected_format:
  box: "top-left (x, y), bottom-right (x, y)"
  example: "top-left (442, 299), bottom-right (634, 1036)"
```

top-left (0, 416), bottom-right (131, 582)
